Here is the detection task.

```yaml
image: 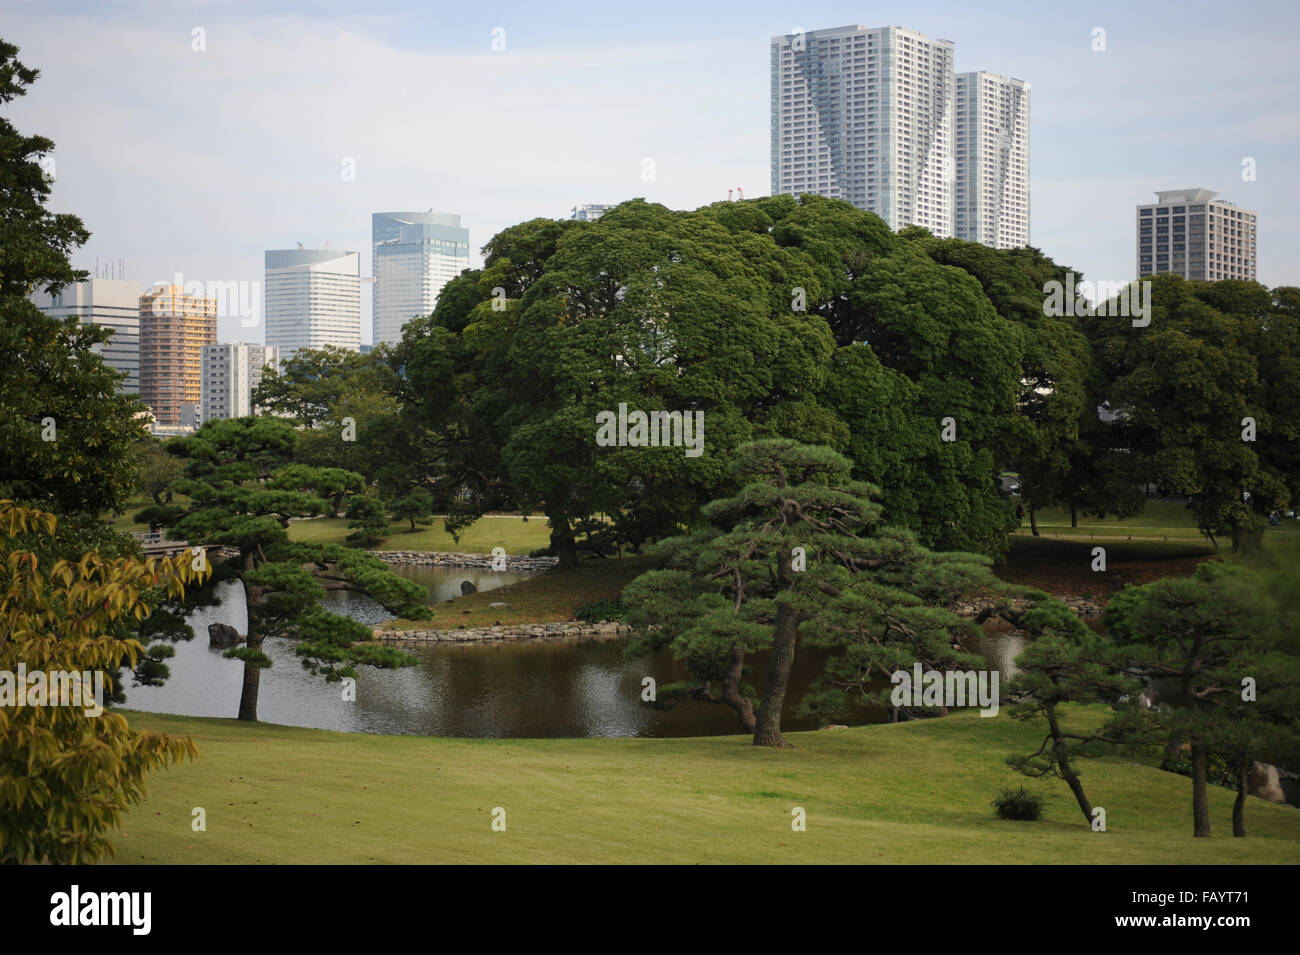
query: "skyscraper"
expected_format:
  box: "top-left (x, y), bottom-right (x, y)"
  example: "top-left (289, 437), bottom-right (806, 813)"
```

top-left (371, 212), bottom-right (469, 346)
top-left (138, 284), bottom-right (217, 431)
top-left (200, 342), bottom-right (278, 423)
top-left (29, 278), bottom-right (143, 393)
top-left (1136, 189), bottom-right (1257, 282)
top-left (954, 71), bottom-right (1030, 248)
top-left (771, 24), bottom-right (955, 236)
top-left (264, 248), bottom-right (361, 363)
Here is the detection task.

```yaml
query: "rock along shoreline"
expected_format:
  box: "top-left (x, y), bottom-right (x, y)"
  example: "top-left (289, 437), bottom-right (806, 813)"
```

top-left (377, 621), bottom-right (630, 645)
top-left (367, 550), bottom-right (560, 571)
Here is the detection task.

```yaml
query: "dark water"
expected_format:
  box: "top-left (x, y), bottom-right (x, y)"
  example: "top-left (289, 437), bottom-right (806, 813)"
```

top-left (120, 566), bottom-right (1041, 738)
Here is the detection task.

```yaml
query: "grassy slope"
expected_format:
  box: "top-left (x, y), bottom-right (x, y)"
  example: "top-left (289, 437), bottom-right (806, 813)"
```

top-left (117, 709), bottom-right (1300, 865)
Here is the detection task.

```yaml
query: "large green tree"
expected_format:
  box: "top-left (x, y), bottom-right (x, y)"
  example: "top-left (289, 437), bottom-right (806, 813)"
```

top-left (0, 40), bottom-right (205, 862)
top-left (0, 39), bottom-right (87, 300)
top-left (0, 39), bottom-right (149, 543)
top-left (252, 345), bottom-right (413, 498)
top-left (920, 241), bottom-right (1139, 533)
top-left (0, 58), bottom-right (145, 521)
top-left (1088, 276), bottom-right (1293, 553)
top-left (401, 202), bottom-right (837, 566)
top-left (132, 436), bottom-right (187, 506)
top-left (745, 198), bottom-right (1025, 557)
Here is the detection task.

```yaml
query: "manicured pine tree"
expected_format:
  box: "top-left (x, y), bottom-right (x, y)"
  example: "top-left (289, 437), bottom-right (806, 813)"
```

top-left (999, 597), bottom-right (1144, 826)
top-left (1199, 602), bottom-right (1300, 837)
top-left (625, 439), bottom-right (1003, 748)
top-left (390, 487), bottom-right (435, 533)
top-left (159, 417), bottom-right (429, 721)
top-left (1104, 561), bottom-right (1290, 837)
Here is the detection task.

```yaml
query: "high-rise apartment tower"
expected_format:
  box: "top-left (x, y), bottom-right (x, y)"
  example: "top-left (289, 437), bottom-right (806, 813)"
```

top-left (1136, 189), bottom-right (1256, 281)
top-left (771, 24), bottom-right (955, 236)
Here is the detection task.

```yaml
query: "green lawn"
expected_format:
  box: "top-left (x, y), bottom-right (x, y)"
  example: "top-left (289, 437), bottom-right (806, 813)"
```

top-left (287, 514), bottom-right (553, 554)
top-left (116, 709), bottom-right (1300, 865)
top-left (113, 494), bottom-right (1300, 557)
top-left (1023, 499), bottom-right (1300, 541)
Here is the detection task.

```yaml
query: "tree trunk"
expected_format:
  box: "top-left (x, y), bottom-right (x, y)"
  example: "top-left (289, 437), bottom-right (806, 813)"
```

top-left (1047, 704), bottom-right (1094, 825)
top-left (1232, 759), bottom-right (1248, 838)
top-left (1029, 503), bottom-right (1040, 537)
top-left (1228, 518), bottom-right (1265, 556)
top-left (1070, 503), bottom-right (1078, 528)
top-left (720, 648), bottom-right (756, 734)
top-left (1191, 741), bottom-right (1211, 837)
top-left (237, 647), bottom-right (262, 722)
top-left (548, 513), bottom-right (579, 569)
top-left (753, 602), bottom-right (799, 748)
top-left (237, 580), bottom-right (263, 722)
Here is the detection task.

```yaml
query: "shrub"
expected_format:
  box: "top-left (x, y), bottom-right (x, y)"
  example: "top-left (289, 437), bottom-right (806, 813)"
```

top-left (993, 787), bottom-right (1045, 821)
top-left (1160, 753), bottom-right (1238, 790)
top-left (574, 598), bottom-right (627, 623)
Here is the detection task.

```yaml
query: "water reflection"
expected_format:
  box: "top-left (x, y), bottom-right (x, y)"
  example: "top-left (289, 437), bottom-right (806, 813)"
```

top-left (119, 568), bottom-right (1054, 738)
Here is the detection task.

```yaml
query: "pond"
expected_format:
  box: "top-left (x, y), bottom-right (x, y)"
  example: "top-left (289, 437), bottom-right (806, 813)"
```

top-left (119, 565), bottom-right (1051, 738)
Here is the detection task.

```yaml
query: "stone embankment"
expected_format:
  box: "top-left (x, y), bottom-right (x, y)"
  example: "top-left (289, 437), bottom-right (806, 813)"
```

top-left (377, 621), bottom-right (629, 645)
top-left (368, 550), bottom-right (560, 571)
top-left (376, 586), bottom-right (1105, 646)
top-left (950, 594), bottom-right (1104, 618)
top-left (203, 548), bottom-right (559, 572)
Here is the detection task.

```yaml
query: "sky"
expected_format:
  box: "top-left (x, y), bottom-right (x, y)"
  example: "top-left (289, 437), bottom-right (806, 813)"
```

top-left (6, 0), bottom-right (1299, 342)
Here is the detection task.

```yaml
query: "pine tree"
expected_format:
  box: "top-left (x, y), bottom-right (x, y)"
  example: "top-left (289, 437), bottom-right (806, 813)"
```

top-left (158, 417), bottom-right (429, 721)
top-left (1105, 561), bottom-right (1296, 837)
top-left (625, 439), bottom-right (1004, 748)
top-left (1000, 597), bottom-right (1144, 826)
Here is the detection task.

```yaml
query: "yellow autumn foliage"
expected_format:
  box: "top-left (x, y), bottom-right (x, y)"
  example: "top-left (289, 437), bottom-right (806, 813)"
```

top-left (0, 500), bottom-right (208, 863)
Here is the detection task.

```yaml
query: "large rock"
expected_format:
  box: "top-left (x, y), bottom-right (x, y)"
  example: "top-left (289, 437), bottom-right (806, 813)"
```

top-left (208, 623), bottom-right (244, 648)
top-left (1248, 761), bottom-right (1286, 803)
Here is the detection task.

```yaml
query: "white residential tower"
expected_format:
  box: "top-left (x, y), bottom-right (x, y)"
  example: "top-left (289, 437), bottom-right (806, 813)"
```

top-left (200, 342), bottom-right (278, 422)
top-left (771, 24), bottom-right (956, 236)
top-left (954, 71), bottom-right (1030, 248)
